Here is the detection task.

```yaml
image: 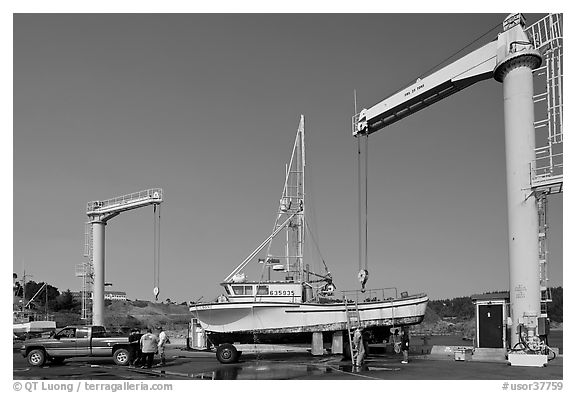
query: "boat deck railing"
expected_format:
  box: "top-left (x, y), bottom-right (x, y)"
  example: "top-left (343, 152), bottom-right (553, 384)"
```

top-left (13, 311), bottom-right (55, 323)
top-left (341, 288), bottom-right (425, 303)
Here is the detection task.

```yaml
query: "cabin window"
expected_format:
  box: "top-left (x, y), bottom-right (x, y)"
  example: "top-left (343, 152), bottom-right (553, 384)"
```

top-left (223, 286), bottom-right (231, 295)
top-left (92, 326), bottom-right (106, 338)
top-left (58, 328), bottom-right (76, 339)
top-left (257, 285), bottom-right (269, 295)
top-left (245, 286), bottom-right (253, 295)
top-left (232, 286), bottom-right (244, 295)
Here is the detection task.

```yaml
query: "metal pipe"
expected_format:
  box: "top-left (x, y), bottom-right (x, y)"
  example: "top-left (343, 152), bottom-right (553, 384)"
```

top-left (92, 221), bottom-right (106, 326)
top-left (502, 63), bottom-right (541, 347)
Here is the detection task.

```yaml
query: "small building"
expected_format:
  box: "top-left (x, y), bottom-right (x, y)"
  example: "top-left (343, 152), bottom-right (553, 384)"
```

top-left (471, 292), bottom-right (510, 349)
top-left (103, 291), bottom-right (127, 301)
top-left (73, 290), bottom-right (127, 301)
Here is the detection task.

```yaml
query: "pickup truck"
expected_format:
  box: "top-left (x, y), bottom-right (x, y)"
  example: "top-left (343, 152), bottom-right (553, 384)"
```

top-left (20, 325), bottom-right (132, 367)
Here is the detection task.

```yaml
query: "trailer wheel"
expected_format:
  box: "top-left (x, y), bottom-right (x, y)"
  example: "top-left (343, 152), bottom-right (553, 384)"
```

top-left (216, 344), bottom-right (239, 364)
top-left (113, 348), bottom-right (130, 366)
top-left (27, 349), bottom-right (46, 367)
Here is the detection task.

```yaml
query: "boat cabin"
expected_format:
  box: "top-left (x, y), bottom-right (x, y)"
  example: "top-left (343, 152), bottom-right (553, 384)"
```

top-left (219, 281), bottom-right (303, 303)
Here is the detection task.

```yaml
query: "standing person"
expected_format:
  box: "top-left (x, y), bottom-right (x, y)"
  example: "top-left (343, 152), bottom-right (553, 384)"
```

top-left (139, 328), bottom-right (159, 369)
top-left (391, 328), bottom-right (401, 354)
top-left (128, 328), bottom-right (142, 367)
top-left (157, 325), bottom-right (169, 366)
top-left (352, 327), bottom-right (366, 367)
top-left (401, 327), bottom-right (410, 364)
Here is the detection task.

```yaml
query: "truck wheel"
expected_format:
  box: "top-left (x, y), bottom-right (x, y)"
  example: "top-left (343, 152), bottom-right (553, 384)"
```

top-left (28, 349), bottom-right (46, 367)
top-left (113, 348), bottom-right (130, 366)
top-left (216, 344), bottom-right (239, 364)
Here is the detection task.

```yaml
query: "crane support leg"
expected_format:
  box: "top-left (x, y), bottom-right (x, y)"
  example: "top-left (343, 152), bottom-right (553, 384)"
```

top-left (497, 29), bottom-right (542, 347)
top-left (92, 221), bottom-right (106, 326)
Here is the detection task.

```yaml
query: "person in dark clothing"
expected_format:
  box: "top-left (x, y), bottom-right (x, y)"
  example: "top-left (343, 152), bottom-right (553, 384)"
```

top-left (401, 327), bottom-right (410, 364)
top-left (128, 328), bottom-right (142, 367)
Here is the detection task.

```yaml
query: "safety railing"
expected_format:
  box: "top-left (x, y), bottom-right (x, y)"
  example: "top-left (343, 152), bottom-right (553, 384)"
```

top-left (527, 14), bottom-right (563, 192)
top-left (525, 14), bottom-right (563, 54)
top-left (86, 188), bottom-right (163, 214)
top-left (341, 287), bottom-right (401, 303)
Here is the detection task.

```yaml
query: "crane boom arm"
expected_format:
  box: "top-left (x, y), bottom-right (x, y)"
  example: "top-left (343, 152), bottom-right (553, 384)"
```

top-left (354, 41), bottom-right (498, 136)
top-left (86, 188), bottom-right (163, 217)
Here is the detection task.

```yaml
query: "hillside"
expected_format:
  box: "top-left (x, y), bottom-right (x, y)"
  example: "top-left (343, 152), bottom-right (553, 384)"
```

top-left (52, 300), bottom-right (193, 334)
top-left (104, 300), bottom-right (192, 331)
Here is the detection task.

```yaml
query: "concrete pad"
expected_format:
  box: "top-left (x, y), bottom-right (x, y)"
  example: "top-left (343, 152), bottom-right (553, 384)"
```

top-left (471, 348), bottom-right (507, 363)
top-left (429, 345), bottom-right (461, 360)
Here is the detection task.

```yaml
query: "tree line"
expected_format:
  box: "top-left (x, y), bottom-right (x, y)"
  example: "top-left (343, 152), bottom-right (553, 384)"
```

top-left (13, 279), bottom-right (80, 313)
top-left (428, 287), bottom-right (563, 323)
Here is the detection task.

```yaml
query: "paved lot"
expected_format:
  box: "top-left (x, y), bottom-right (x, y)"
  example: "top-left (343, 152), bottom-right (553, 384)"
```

top-left (14, 345), bottom-right (563, 380)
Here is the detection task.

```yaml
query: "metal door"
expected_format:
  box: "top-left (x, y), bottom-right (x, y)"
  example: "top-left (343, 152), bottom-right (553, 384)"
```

top-left (478, 304), bottom-right (504, 348)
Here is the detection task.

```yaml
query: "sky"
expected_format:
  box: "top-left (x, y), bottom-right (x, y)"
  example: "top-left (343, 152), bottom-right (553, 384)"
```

top-left (11, 11), bottom-right (565, 305)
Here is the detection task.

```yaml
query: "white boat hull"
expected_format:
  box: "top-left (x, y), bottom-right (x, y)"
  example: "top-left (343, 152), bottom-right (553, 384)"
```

top-left (193, 293), bottom-right (428, 337)
top-left (13, 321), bottom-right (56, 334)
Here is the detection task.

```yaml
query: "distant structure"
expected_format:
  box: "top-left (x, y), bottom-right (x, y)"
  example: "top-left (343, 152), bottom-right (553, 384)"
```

top-left (73, 290), bottom-right (127, 303)
top-left (103, 291), bottom-right (127, 301)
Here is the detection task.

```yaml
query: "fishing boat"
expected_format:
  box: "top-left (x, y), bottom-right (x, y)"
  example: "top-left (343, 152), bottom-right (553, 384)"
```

top-left (13, 277), bottom-right (56, 336)
top-left (191, 116), bottom-right (428, 362)
top-left (13, 311), bottom-right (56, 335)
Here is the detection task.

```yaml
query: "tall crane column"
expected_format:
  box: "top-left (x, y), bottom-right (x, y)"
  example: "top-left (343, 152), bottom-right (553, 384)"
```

top-left (493, 14), bottom-right (542, 347)
top-left (91, 220), bottom-right (106, 327)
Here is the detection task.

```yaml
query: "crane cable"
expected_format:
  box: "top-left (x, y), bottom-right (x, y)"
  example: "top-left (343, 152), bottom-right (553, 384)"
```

top-left (153, 204), bottom-right (161, 301)
top-left (357, 133), bottom-right (369, 292)
top-left (355, 89), bottom-right (369, 292)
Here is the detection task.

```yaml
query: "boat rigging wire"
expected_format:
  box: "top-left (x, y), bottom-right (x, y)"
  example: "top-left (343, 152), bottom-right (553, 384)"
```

top-left (304, 221), bottom-right (330, 277)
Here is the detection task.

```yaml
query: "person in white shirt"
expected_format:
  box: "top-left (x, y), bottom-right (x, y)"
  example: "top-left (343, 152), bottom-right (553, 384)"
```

top-left (139, 329), bottom-right (159, 369)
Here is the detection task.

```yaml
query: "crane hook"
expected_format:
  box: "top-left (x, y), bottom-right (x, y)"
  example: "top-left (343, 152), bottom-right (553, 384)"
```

top-left (358, 269), bottom-right (369, 292)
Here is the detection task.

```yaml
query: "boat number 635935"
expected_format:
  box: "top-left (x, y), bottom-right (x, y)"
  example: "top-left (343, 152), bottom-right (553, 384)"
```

top-left (270, 290), bottom-right (295, 296)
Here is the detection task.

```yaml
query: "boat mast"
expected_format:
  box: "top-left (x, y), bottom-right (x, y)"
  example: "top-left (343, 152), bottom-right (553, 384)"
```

top-left (298, 116), bottom-right (305, 282)
top-left (224, 116), bottom-right (307, 284)
top-left (281, 115), bottom-right (305, 282)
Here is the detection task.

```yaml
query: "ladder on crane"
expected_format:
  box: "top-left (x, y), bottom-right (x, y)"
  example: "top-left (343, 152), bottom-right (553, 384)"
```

top-left (344, 297), bottom-right (362, 366)
top-left (528, 14), bottom-right (563, 193)
top-left (525, 14), bottom-right (563, 319)
top-left (537, 194), bottom-right (552, 316)
top-left (77, 223), bottom-right (94, 321)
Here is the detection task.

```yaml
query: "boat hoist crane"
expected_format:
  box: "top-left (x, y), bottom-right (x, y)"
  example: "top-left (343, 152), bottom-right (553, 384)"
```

top-left (84, 188), bottom-right (163, 326)
top-left (353, 13), bottom-right (562, 364)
